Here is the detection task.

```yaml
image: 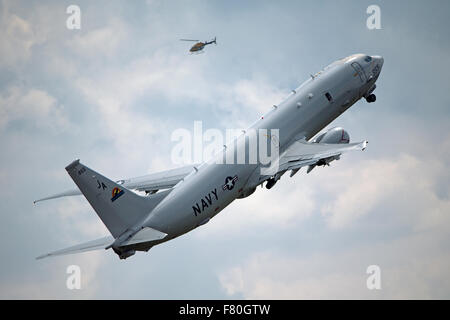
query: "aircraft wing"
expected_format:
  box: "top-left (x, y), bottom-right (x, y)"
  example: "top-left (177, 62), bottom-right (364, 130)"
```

top-left (34, 164), bottom-right (198, 204)
top-left (36, 236), bottom-right (114, 259)
top-left (119, 164), bottom-right (198, 192)
top-left (263, 139), bottom-right (368, 177)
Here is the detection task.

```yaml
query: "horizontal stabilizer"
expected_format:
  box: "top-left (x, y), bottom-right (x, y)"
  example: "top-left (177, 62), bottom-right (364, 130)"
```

top-left (33, 189), bottom-right (81, 204)
top-left (36, 236), bottom-right (114, 259)
top-left (119, 227), bottom-right (167, 247)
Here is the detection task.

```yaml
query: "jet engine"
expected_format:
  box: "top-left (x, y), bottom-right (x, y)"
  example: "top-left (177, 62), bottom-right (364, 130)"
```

top-left (313, 127), bottom-right (350, 144)
top-left (307, 127), bottom-right (350, 173)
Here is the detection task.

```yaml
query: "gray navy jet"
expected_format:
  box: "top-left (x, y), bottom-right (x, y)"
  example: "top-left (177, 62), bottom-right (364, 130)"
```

top-left (35, 53), bottom-right (383, 259)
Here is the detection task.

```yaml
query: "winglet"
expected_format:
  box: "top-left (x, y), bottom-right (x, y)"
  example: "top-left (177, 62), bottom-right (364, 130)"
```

top-left (362, 140), bottom-right (368, 151)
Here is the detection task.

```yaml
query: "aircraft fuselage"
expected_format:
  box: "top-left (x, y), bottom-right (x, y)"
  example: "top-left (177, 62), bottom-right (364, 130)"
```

top-left (135, 54), bottom-right (384, 250)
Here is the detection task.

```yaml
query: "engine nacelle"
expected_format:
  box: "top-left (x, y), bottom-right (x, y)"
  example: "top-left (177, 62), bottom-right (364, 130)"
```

top-left (307, 127), bottom-right (350, 174)
top-left (313, 127), bottom-right (350, 144)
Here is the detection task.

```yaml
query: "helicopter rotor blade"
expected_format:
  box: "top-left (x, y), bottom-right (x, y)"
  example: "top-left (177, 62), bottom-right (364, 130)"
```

top-left (180, 39), bottom-right (199, 42)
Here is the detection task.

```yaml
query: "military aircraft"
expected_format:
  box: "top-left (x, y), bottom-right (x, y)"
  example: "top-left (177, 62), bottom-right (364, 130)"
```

top-left (35, 53), bottom-right (383, 260)
top-left (180, 37), bottom-right (216, 54)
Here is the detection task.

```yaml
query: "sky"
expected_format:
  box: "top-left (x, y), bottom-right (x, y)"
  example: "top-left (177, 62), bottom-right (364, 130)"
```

top-left (0, 0), bottom-right (450, 299)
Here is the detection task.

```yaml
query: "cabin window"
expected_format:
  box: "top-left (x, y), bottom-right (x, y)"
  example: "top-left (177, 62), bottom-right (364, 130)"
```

top-left (325, 92), bottom-right (333, 102)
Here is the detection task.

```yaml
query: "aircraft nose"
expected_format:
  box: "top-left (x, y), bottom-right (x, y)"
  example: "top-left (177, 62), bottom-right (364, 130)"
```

top-left (372, 55), bottom-right (384, 67)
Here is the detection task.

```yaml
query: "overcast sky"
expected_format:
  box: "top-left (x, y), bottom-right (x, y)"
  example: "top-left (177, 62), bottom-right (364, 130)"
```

top-left (1, 0), bottom-right (450, 299)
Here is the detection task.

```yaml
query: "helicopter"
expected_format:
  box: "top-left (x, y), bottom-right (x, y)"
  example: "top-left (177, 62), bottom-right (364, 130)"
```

top-left (180, 37), bottom-right (217, 54)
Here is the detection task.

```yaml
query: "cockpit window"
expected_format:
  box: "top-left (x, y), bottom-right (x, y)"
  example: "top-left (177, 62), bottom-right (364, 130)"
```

top-left (364, 56), bottom-right (372, 63)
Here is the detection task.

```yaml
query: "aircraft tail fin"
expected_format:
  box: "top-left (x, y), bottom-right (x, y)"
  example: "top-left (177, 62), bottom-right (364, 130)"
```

top-left (65, 160), bottom-right (167, 238)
